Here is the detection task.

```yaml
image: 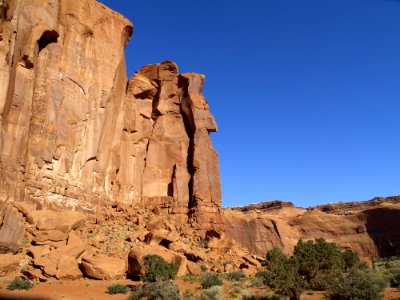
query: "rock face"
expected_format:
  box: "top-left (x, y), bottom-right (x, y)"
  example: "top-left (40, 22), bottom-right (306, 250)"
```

top-left (224, 198), bottom-right (400, 259)
top-left (0, 0), bottom-right (222, 229)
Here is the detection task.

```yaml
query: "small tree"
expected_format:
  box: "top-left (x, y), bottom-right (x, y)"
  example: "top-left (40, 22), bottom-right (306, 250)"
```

top-left (141, 255), bottom-right (178, 282)
top-left (294, 238), bottom-right (345, 289)
top-left (264, 248), bottom-right (307, 300)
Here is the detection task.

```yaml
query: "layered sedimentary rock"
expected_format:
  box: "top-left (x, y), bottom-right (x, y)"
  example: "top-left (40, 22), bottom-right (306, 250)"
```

top-left (224, 198), bottom-right (400, 259)
top-left (0, 0), bottom-right (223, 229)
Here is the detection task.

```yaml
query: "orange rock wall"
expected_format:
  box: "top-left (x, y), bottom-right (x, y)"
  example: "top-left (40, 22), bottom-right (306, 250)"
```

top-left (0, 0), bottom-right (223, 229)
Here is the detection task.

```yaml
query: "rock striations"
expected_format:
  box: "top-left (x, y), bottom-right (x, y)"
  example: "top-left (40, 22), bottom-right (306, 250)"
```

top-left (0, 0), bottom-right (223, 230)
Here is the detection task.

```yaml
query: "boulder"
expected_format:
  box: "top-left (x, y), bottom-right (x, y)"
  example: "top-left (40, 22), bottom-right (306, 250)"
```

top-left (0, 253), bottom-right (23, 276)
top-left (0, 205), bottom-right (25, 253)
top-left (33, 210), bottom-right (86, 233)
top-left (56, 256), bottom-right (83, 280)
top-left (80, 255), bottom-right (126, 280)
top-left (128, 245), bottom-right (187, 277)
top-left (144, 229), bottom-right (180, 246)
top-left (186, 261), bottom-right (201, 275)
top-left (33, 230), bottom-right (68, 244)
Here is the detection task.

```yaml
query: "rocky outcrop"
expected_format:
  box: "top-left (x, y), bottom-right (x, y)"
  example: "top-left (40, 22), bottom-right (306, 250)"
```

top-left (0, 203), bottom-right (25, 253)
top-left (224, 198), bottom-right (400, 259)
top-left (0, 0), bottom-right (223, 229)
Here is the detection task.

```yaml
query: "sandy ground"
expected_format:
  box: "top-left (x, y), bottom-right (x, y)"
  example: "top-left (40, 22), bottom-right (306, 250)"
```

top-left (0, 277), bottom-right (399, 300)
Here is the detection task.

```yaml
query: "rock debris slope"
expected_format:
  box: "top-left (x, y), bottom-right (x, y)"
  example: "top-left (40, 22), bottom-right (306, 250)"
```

top-left (0, 0), bottom-right (223, 230)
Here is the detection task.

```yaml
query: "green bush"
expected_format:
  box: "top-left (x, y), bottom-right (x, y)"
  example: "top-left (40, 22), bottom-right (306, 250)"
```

top-left (198, 286), bottom-right (221, 300)
top-left (141, 254), bottom-right (178, 282)
top-left (181, 274), bottom-right (201, 283)
top-left (182, 289), bottom-right (196, 300)
top-left (325, 267), bottom-right (384, 300)
top-left (200, 272), bottom-right (223, 289)
top-left (131, 281), bottom-right (180, 300)
top-left (107, 283), bottom-right (130, 295)
top-left (225, 271), bottom-right (245, 281)
top-left (391, 272), bottom-right (400, 287)
top-left (294, 238), bottom-right (347, 290)
top-left (264, 248), bottom-right (308, 299)
top-left (250, 276), bottom-right (265, 287)
top-left (7, 278), bottom-right (33, 290)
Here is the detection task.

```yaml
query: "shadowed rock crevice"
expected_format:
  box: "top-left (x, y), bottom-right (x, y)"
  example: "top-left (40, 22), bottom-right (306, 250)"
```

top-left (37, 30), bottom-right (59, 52)
top-left (364, 207), bottom-right (400, 257)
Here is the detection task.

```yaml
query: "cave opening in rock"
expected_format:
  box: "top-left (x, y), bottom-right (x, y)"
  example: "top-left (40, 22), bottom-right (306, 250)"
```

top-left (37, 30), bottom-right (59, 52)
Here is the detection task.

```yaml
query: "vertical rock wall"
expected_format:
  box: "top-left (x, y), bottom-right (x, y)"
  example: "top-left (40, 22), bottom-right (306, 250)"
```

top-left (0, 0), bottom-right (223, 229)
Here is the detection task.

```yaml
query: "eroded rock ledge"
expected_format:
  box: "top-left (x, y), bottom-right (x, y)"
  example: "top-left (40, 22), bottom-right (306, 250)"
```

top-left (0, 0), bottom-right (223, 230)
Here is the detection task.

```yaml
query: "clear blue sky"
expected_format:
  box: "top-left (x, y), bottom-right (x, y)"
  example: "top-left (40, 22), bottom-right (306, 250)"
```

top-left (100, 0), bottom-right (400, 208)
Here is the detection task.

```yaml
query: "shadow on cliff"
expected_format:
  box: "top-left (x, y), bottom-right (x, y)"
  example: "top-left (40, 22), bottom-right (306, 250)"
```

top-left (364, 207), bottom-right (400, 257)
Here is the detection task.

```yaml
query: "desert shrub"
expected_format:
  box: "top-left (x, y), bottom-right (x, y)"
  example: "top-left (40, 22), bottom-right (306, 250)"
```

top-left (182, 289), bottom-right (196, 300)
top-left (250, 276), bottom-right (265, 287)
top-left (141, 254), bottom-right (177, 282)
top-left (200, 272), bottom-right (223, 289)
top-left (225, 271), bottom-right (246, 281)
top-left (391, 272), bottom-right (400, 287)
top-left (181, 274), bottom-right (201, 283)
top-left (199, 239), bottom-right (208, 248)
top-left (7, 278), bottom-right (33, 290)
top-left (107, 283), bottom-right (130, 295)
top-left (294, 238), bottom-right (346, 290)
top-left (325, 267), bottom-right (384, 300)
top-left (198, 286), bottom-right (221, 300)
top-left (264, 248), bottom-right (308, 300)
top-left (200, 264), bottom-right (208, 272)
top-left (243, 294), bottom-right (282, 300)
top-left (131, 281), bottom-right (180, 300)
top-left (229, 285), bottom-right (244, 298)
top-left (341, 249), bottom-right (360, 270)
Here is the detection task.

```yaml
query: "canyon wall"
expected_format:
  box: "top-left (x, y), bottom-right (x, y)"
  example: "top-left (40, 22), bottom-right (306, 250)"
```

top-left (0, 0), bottom-right (223, 229)
top-left (224, 198), bottom-right (400, 259)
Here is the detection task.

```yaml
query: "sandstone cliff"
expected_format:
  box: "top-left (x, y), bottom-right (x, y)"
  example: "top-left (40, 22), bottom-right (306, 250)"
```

top-left (0, 0), bottom-right (222, 230)
top-left (224, 197), bottom-right (400, 259)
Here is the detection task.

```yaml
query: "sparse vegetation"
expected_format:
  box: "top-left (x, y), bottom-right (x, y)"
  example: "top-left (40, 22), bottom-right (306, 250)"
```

top-left (141, 254), bottom-right (178, 282)
top-left (131, 281), bottom-right (180, 300)
top-left (7, 278), bottom-right (33, 290)
top-left (261, 238), bottom-right (384, 300)
top-left (225, 271), bottom-right (246, 282)
top-left (198, 286), bottom-right (221, 300)
top-left (107, 282), bottom-right (130, 295)
top-left (325, 267), bottom-right (385, 300)
top-left (181, 274), bottom-right (201, 283)
top-left (200, 272), bottom-right (223, 289)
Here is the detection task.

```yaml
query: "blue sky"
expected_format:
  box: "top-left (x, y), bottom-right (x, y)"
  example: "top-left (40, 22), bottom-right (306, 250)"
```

top-left (100, 0), bottom-right (400, 208)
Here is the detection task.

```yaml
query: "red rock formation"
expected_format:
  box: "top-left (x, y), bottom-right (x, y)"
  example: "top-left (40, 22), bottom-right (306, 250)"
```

top-left (224, 198), bottom-right (400, 259)
top-left (0, 0), bottom-right (223, 230)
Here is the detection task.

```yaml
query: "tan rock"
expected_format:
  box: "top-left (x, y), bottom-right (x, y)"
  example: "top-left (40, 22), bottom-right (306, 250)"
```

top-left (67, 231), bottom-right (85, 246)
top-left (22, 266), bottom-right (48, 282)
top-left (27, 245), bottom-right (51, 259)
top-left (186, 261), bottom-right (201, 275)
top-left (144, 229), bottom-right (180, 246)
top-left (34, 230), bottom-right (68, 244)
top-left (56, 256), bottom-right (83, 280)
top-left (33, 210), bottom-right (85, 233)
top-left (128, 245), bottom-right (187, 277)
top-left (0, 253), bottom-right (23, 276)
top-left (80, 255), bottom-right (126, 280)
top-left (0, 204), bottom-right (25, 253)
